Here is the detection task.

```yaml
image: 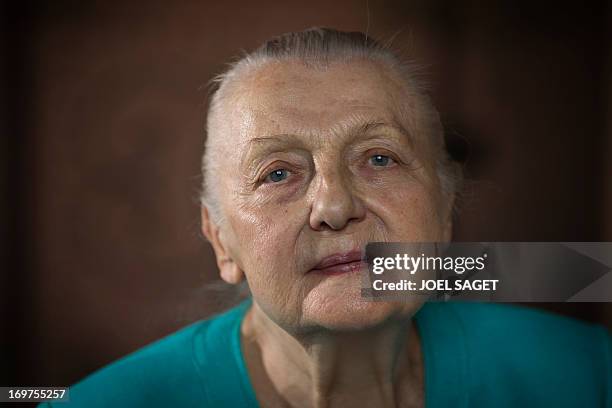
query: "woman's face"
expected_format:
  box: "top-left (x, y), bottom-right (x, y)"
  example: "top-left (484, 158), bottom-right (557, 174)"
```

top-left (209, 59), bottom-right (452, 333)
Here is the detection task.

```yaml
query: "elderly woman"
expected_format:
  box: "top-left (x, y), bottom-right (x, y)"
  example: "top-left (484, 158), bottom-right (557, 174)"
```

top-left (43, 28), bottom-right (610, 408)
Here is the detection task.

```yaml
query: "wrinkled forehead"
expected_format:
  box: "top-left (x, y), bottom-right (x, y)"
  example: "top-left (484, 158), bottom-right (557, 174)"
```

top-left (214, 59), bottom-right (420, 144)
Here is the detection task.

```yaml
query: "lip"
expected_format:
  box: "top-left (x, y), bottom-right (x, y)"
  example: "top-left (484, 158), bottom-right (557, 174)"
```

top-left (309, 249), bottom-right (364, 276)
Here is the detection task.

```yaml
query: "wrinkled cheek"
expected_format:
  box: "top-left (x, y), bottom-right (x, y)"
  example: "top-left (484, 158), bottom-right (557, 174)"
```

top-left (230, 209), bottom-right (298, 295)
top-left (377, 188), bottom-right (444, 241)
top-left (233, 213), bottom-right (276, 272)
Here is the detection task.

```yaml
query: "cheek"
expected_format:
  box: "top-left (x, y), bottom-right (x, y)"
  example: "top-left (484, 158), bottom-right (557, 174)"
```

top-left (364, 181), bottom-right (443, 241)
top-left (226, 201), bottom-right (314, 327)
top-left (227, 200), bottom-right (307, 279)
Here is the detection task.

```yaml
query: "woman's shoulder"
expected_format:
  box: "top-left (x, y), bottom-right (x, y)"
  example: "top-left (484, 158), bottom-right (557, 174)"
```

top-left (432, 301), bottom-right (611, 369)
top-left (418, 302), bottom-right (611, 407)
top-left (45, 299), bottom-right (252, 408)
top-left (443, 302), bottom-right (611, 348)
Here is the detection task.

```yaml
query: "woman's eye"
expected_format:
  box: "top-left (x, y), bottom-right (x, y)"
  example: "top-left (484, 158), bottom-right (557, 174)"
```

top-left (369, 154), bottom-right (394, 167)
top-left (265, 169), bottom-right (290, 183)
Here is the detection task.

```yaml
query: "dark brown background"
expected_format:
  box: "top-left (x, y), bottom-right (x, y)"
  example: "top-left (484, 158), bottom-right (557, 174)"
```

top-left (2, 0), bottom-right (612, 391)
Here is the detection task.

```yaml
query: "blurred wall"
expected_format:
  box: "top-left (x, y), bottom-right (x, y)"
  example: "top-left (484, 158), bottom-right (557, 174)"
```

top-left (2, 0), bottom-right (611, 388)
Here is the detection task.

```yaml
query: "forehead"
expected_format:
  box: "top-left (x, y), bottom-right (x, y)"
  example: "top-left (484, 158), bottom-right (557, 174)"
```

top-left (219, 59), bottom-right (413, 142)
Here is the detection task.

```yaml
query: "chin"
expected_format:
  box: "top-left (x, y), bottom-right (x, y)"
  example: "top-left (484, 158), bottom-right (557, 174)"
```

top-left (301, 284), bottom-right (420, 331)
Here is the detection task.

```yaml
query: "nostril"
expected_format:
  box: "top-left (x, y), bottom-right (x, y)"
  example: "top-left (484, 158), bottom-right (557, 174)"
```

top-left (318, 220), bottom-right (337, 231)
top-left (312, 204), bottom-right (366, 232)
top-left (308, 176), bottom-right (366, 232)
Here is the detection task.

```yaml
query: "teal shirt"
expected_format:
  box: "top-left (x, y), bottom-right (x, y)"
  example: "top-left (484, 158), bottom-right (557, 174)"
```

top-left (42, 300), bottom-right (611, 407)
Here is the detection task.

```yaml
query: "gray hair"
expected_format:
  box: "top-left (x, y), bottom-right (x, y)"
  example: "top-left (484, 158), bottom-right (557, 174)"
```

top-left (201, 27), bottom-right (462, 224)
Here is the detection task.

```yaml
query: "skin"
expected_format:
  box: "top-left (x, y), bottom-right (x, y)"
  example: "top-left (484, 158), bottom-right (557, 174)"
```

top-left (201, 58), bottom-right (454, 407)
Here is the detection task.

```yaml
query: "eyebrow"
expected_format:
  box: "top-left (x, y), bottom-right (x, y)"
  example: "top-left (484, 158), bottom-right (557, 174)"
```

top-left (240, 134), bottom-right (306, 173)
top-left (351, 121), bottom-right (412, 144)
top-left (245, 134), bottom-right (305, 149)
top-left (240, 119), bottom-right (412, 168)
top-left (247, 120), bottom-right (410, 146)
top-left (361, 121), bottom-right (387, 133)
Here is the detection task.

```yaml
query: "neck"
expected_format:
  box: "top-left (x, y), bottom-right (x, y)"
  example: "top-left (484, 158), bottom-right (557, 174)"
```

top-left (241, 303), bottom-right (424, 408)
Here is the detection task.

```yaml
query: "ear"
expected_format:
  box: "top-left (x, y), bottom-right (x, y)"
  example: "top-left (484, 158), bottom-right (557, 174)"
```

top-left (200, 206), bottom-right (245, 285)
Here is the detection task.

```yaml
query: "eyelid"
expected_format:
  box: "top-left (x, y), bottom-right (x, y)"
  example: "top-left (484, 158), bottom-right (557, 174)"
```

top-left (370, 153), bottom-right (397, 163)
top-left (349, 137), bottom-right (412, 162)
top-left (251, 150), bottom-right (309, 174)
top-left (364, 148), bottom-right (402, 165)
top-left (257, 160), bottom-right (303, 184)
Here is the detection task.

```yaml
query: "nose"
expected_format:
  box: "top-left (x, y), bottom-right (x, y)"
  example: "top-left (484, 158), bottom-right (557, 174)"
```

top-left (309, 170), bottom-right (366, 231)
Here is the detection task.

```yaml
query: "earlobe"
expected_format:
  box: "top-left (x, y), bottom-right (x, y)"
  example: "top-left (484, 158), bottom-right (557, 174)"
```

top-left (200, 206), bottom-right (246, 284)
top-left (219, 260), bottom-right (245, 284)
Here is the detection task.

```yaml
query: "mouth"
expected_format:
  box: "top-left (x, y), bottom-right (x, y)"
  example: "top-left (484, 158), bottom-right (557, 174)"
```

top-left (308, 249), bottom-right (364, 276)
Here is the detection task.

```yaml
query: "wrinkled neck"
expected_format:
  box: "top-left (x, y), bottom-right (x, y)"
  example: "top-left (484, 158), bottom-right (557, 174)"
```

top-left (242, 303), bottom-right (424, 408)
